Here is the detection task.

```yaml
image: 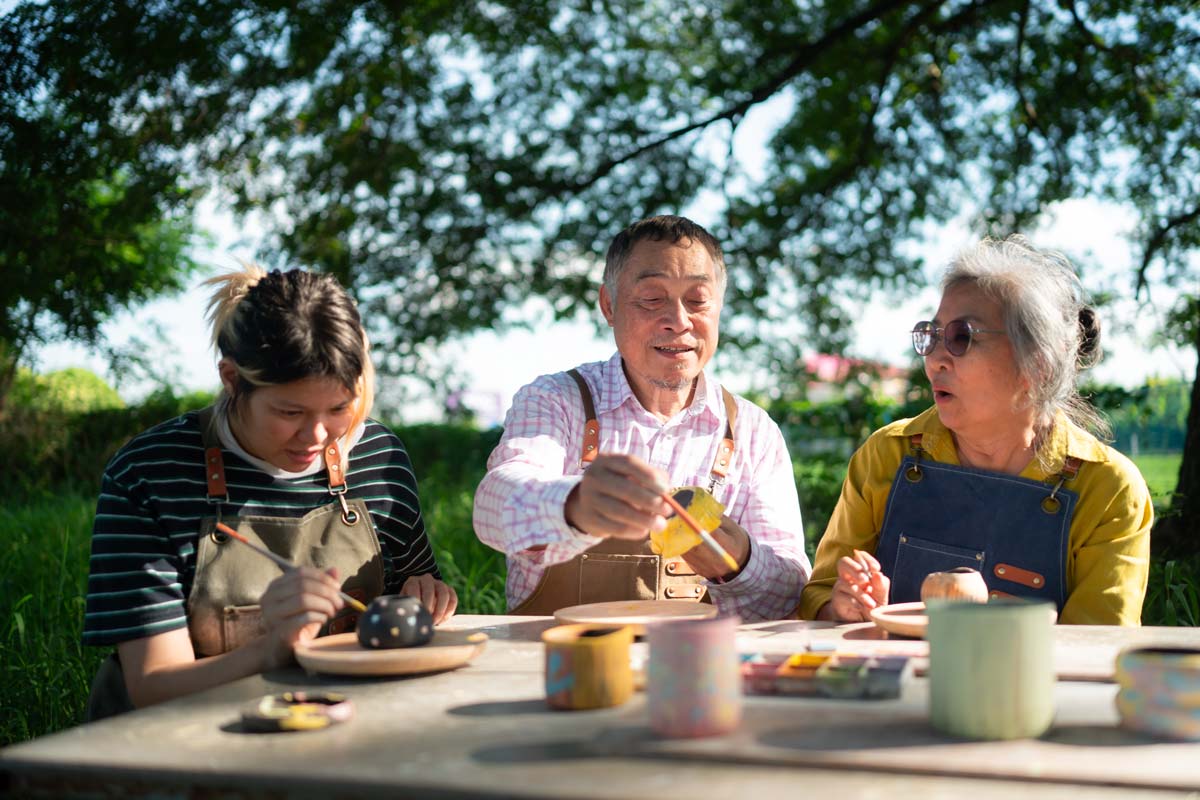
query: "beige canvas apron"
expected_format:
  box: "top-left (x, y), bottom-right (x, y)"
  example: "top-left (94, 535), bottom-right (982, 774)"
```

top-left (511, 370), bottom-right (738, 615)
top-left (87, 407), bottom-right (384, 720)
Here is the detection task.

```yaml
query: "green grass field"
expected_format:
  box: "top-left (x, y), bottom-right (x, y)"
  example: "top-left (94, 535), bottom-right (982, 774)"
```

top-left (1134, 452), bottom-right (1182, 504)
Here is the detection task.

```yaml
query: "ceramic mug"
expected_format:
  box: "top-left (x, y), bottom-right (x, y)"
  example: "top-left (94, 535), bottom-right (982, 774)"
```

top-left (542, 624), bottom-right (634, 710)
top-left (645, 615), bottom-right (741, 738)
top-left (927, 599), bottom-right (1055, 740)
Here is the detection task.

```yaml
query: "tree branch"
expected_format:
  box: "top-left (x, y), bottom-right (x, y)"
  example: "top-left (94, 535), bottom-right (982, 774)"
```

top-left (567, 0), bottom-right (938, 193)
top-left (1138, 203), bottom-right (1200, 297)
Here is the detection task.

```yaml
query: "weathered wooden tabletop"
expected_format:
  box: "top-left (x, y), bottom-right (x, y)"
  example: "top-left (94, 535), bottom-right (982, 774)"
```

top-left (2, 615), bottom-right (1198, 799)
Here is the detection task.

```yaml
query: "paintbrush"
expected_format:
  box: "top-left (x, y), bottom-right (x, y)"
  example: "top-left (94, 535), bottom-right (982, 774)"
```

top-left (215, 521), bottom-right (369, 613)
top-left (661, 492), bottom-right (741, 574)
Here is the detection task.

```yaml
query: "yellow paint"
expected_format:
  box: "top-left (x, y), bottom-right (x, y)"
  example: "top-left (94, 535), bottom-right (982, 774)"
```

top-left (650, 486), bottom-right (725, 558)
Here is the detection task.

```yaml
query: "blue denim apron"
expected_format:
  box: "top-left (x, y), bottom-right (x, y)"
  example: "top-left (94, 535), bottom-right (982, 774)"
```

top-left (875, 436), bottom-right (1079, 611)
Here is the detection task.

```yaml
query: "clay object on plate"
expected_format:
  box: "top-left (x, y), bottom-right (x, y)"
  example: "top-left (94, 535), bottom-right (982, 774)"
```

top-left (920, 567), bottom-right (988, 604)
top-left (356, 595), bottom-right (434, 649)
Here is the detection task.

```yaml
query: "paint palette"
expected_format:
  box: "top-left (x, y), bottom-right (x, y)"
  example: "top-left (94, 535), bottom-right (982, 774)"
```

top-left (294, 630), bottom-right (488, 677)
top-left (741, 651), bottom-right (912, 700)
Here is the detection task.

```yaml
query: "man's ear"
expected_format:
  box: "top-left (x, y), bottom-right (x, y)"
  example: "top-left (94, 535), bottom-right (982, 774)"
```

top-left (599, 284), bottom-right (615, 327)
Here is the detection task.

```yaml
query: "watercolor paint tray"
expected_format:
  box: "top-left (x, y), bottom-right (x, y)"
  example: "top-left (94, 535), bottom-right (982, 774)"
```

top-left (741, 651), bottom-right (912, 700)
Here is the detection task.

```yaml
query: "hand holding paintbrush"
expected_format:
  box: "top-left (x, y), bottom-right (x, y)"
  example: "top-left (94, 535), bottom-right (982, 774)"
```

top-left (215, 521), bottom-right (368, 613)
top-left (828, 548), bottom-right (891, 621)
top-left (661, 491), bottom-right (742, 574)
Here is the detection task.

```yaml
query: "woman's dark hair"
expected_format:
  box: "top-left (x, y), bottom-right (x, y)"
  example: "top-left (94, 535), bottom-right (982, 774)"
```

top-left (205, 265), bottom-right (374, 427)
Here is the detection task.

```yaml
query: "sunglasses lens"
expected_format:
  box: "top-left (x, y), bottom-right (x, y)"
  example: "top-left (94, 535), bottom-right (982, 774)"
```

top-left (945, 320), bottom-right (972, 356)
top-left (911, 322), bottom-right (935, 356)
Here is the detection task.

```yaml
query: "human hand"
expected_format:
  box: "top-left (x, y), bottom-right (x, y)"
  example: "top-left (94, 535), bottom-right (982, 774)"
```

top-left (680, 514), bottom-right (751, 581)
top-left (564, 454), bottom-right (671, 541)
top-left (258, 566), bottom-right (345, 669)
top-left (401, 573), bottom-right (459, 624)
top-left (829, 549), bottom-right (890, 622)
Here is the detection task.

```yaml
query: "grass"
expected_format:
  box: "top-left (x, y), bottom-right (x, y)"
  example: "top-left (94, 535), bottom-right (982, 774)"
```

top-left (0, 491), bottom-right (108, 745)
top-left (1133, 452), bottom-right (1182, 505)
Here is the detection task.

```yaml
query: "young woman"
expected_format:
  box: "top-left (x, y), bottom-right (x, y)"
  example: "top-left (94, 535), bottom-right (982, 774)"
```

top-left (84, 266), bottom-right (456, 717)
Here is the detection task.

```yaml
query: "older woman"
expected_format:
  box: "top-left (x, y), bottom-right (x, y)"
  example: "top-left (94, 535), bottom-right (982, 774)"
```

top-left (798, 236), bottom-right (1152, 626)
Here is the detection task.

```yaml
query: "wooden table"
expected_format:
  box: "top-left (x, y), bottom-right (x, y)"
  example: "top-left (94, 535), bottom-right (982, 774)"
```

top-left (2, 615), bottom-right (1199, 799)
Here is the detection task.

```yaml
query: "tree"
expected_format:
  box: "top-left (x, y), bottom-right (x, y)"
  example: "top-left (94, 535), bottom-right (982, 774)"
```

top-left (0, 8), bottom-right (199, 410)
top-left (3, 1), bottom-right (1198, 538)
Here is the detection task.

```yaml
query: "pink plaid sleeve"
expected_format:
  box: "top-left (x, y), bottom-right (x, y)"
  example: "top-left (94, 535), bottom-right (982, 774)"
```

top-left (709, 404), bottom-right (812, 622)
top-left (473, 376), bottom-right (602, 603)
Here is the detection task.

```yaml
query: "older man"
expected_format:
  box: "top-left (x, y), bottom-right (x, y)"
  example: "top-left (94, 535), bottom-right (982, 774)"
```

top-left (473, 215), bottom-right (810, 621)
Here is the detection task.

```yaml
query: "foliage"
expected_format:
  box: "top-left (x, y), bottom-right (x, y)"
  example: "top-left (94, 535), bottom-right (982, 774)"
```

top-left (0, 384), bottom-right (216, 498)
top-left (1084, 379), bottom-right (1191, 453)
top-left (1143, 555), bottom-right (1200, 628)
top-left (2, 1), bottom-right (1195, 358)
top-left (7, 366), bottom-right (125, 414)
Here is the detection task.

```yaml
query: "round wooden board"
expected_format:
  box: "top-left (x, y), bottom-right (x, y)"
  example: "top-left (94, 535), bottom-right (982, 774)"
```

top-left (554, 600), bottom-right (717, 634)
top-left (294, 630), bottom-right (488, 677)
top-left (870, 601), bottom-right (928, 639)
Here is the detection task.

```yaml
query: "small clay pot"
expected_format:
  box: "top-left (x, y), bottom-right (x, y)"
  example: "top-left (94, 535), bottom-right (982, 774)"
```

top-left (356, 595), bottom-right (434, 649)
top-left (920, 567), bottom-right (988, 604)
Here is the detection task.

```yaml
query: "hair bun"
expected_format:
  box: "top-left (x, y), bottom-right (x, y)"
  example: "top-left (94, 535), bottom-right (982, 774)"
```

top-left (1077, 306), bottom-right (1101, 368)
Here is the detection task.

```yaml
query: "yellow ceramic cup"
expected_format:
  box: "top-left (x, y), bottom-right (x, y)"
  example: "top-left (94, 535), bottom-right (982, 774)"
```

top-left (542, 624), bottom-right (634, 710)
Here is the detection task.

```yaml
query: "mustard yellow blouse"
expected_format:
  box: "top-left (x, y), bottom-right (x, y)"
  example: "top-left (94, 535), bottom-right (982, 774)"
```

top-left (798, 407), bottom-right (1152, 625)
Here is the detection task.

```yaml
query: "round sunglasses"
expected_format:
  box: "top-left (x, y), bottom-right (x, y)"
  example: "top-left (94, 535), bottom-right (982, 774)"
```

top-left (911, 319), bottom-right (1006, 357)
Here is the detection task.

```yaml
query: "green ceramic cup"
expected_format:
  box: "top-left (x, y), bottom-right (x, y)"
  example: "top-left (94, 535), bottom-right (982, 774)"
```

top-left (927, 599), bottom-right (1055, 740)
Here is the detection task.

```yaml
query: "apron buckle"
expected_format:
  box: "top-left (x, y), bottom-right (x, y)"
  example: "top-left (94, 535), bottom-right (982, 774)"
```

top-left (330, 488), bottom-right (360, 525)
top-left (905, 464), bottom-right (923, 483)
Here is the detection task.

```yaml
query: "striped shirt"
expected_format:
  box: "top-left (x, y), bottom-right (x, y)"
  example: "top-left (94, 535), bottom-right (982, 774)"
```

top-left (83, 411), bottom-right (439, 647)
top-left (473, 353), bottom-right (811, 621)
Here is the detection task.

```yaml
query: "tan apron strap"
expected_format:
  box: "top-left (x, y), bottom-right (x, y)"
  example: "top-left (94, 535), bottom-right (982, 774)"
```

top-left (196, 406), bottom-right (228, 505)
top-left (325, 439), bottom-right (347, 489)
top-left (568, 369), bottom-right (600, 465)
top-left (323, 438), bottom-right (360, 525)
top-left (708, 388), bottom-right (737, 489)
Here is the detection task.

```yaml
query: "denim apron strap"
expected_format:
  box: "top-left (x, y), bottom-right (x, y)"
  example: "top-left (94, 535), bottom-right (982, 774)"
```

top-left (875, 438), bottom-right (1076, 610)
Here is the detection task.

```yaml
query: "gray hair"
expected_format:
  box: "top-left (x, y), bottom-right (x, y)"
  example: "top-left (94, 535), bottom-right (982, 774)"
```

top-left (942, 235), bottom-right (1108, 442)
top-left (603, 215), bottom-right (727, 301)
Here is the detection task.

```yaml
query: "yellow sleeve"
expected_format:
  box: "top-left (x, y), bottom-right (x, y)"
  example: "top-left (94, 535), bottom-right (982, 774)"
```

top-left (1060, 453), bottom-right (1153, 626)
top-left (797, 431), bottom-right (903, 620)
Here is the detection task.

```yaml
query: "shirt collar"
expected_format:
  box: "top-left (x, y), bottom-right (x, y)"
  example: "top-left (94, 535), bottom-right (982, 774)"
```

top-left (598, 351), bottom-right (721, 427)
top-left (891, 406), bottom-right (1108, 479)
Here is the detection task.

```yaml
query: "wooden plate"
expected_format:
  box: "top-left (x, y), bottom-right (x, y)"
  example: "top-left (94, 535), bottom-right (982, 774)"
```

top-left (869, 601), bottom-right (928, 639)
top-left (293, 630), bottom-right (488, 677)
top-left (554, 600), bottom-right (717, 634)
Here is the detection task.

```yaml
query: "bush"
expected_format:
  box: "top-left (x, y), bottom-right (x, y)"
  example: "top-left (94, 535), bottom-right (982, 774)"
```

top-left (0, 384), bottom-right (216, 498)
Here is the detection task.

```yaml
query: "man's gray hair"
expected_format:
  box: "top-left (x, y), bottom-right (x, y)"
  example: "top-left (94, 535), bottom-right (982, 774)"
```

top-left (943, 235), bottom-right (1108, 439)
top-left (603, 215), bottom-right (727, 301)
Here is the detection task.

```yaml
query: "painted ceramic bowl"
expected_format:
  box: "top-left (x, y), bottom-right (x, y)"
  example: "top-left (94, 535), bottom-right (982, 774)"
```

top-left (920, 567), bottom-right (989, 604)
top-left (356, 595), bottom-right (434, 649)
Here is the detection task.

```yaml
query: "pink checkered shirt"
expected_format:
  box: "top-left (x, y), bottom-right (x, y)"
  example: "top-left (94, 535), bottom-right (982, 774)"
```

top-left (473, 353), bottom-right (811, 621)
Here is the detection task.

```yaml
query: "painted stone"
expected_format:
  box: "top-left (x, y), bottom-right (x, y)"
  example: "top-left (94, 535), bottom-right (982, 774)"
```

top-left (356, 595), bottom-right (434, 649)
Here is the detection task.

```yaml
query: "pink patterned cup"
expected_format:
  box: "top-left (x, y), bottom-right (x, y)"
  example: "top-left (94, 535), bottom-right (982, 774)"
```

top-left (645, 615), bottom-right (742, 738)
